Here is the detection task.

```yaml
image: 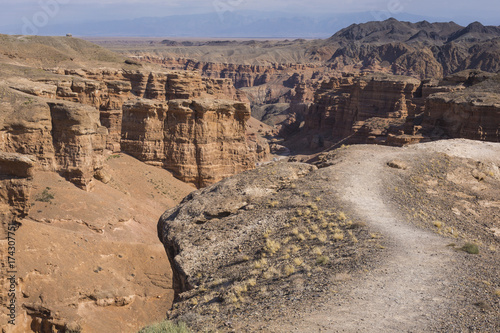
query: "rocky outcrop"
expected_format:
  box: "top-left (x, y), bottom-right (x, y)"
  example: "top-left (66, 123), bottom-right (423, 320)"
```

top-left (157, 140), bottom-right (500, 332)
top-left (0, 152), bottom-right (35, 233)
top-left (282, 71), bottom-right (500, 150)
top-left (288, 73), bottom-right (423, 150)
top-left (425, 92), bottom-right (500, 142)
top-left (44, 68), bottom-right (251, 153)
top-left (0, 85), bottom-right (106, 190)
top-left (122, 98), bottom-right (255, 187)
top-left (0, 35), bottom-right (266, 333)
top-left (3, 67), bottom-right (266, 188)
top-left (140, 57), bottom-right (318, 88)
top-left (47, 101), bottom-right (107, 190)
top-left (0, 152), bottom-right (34, 329)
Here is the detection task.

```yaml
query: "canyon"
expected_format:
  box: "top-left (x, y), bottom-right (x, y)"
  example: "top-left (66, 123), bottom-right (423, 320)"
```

top-left (0, 35), bottom-right (267, 332)
top-left (0, 17), bottom-right (499, 333)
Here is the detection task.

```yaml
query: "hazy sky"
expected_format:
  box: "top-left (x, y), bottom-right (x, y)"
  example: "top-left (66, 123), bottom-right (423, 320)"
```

top-left (1, 0), bottom-right (499, 27)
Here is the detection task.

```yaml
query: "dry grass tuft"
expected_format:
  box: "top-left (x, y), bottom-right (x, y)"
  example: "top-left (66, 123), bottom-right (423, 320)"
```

top-left (284, 265), bottom-right (295, 276)
top-left (264, 239), bottom-right (281, 255)
top-left (293, 258), bottom-right (304, 266)
top-left (316, 256), bottom-right (329, 265)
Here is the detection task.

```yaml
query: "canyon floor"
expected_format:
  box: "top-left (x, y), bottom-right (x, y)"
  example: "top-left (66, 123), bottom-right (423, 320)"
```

top-left (16, 152), bottom-right (195, 332)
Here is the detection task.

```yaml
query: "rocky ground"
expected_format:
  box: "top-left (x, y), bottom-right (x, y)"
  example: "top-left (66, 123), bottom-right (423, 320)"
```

top-left (159, 139), bottom-right (499, 332)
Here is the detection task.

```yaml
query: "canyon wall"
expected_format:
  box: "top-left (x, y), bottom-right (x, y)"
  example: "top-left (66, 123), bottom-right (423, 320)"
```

top-left (140, 56), bottom-right (318, 89)
top-left (0, 85), bottom-right (106, 190)
top-left (0, 152), bottom-right (34, 328)
top-left (283, 71), bottom-right (500, 151)
top-left (286, 73), bottom-right (423, 150)
top-left (2, 68), bottom-right (264, 189)
top-left (121, 98), bottom-right (254, 187)
top-left (426, 92), bottom-right (500, 142)
top-left (0, 152), bottom-right (34, 236)
top-left (1, 64), bottom-right (256, 331)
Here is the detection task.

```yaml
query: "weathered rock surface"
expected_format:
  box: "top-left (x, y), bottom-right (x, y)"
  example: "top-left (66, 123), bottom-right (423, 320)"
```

top-left (284, 73), bottom-right (423, 150)
top-left (2, 65), bottom-right (267, 188)
top-left (0, 152), bottom-right (35, 234)
top-left (0, 85), bottom-right (106, 190)
top-left (48, 101), bottom-right (107, 190)
top-left (121, 98), bottom-right (254, 187)
top-left (0, 152), bottom-right (35, 328)
top-left (425, 92), bottom-right (500, 142)
top-left (44, 68), bottom-right (251, 154)
top-left (158, 140), bottom-right (500, 332)
top-left (282, 71), bottom-right (500, 151)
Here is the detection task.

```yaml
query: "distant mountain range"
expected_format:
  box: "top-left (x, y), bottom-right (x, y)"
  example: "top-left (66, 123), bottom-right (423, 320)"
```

top-left (0, 11), bottom-right (451, 38)
top-left (329, 19), bottom-right (500, 44)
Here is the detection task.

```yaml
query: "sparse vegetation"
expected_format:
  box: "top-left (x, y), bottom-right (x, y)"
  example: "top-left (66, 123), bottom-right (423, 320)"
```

top-left (316, 255), bottom-right (329, 265)
top-left (36, 187), bottom-right (55, 203)
top-left (138, 321), bottom-right (190, 333)
top-left (106, 154), bottom-right (122, 160)
top-left (284, 265), bottom-right (295, 276)
top-left (264, 239), bottom-right (281, 255)
top-left (461, 243), bottom-right (479, 255)
top-left (162, 166), bottom-right (380, 331)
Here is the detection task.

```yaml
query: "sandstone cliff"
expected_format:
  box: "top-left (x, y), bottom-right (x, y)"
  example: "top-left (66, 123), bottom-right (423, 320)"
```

top-left (284, 73), bottom-right (423, 150)
top-left (0, 152), bottom-right (35, 235)
top-left (281, 71), bottom-right (500, 151)
top-left (2, 66), bottom-right (266, 188)
top-left (425, 92), bottom-right (500, 142)
top-left (121, 98), bottom-right (254, 187)
top-left (0, 152), bottom-right (35, 328)
top-left (0, 35), bottom-right (268, 333)
top-left (0, 85), bottom-right (106, 190)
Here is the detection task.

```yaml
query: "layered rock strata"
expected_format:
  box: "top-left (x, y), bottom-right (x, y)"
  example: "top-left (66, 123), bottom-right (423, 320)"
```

top-left (121, 98), bottom-right (254, 188)
top-left (284, 71), bottom-right (500, 151)
top-left (0, 152), bottom-right (35, 235)
top-left (3, 68), bottom-right (264, 188)
top-left (0, 152), bottom-right (34, 328)
top-left (0, 85), bottom-right (106, 190)
top-left (425, 92), bottom-right (500, 142)
top-left (289, 73), bottom-right (422, 150)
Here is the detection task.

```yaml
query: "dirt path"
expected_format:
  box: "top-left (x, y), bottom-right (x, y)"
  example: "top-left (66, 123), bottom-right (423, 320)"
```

top-left (273, 146), bottom-right (460, 332)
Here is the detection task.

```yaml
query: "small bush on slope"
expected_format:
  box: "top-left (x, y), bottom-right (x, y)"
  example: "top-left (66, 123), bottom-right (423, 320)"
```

top-left (138, 321), bottom-right (190, 333)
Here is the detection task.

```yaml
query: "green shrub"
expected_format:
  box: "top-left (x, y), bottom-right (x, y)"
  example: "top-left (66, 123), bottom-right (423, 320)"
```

top-left (36, 187), bottom-right (54, 203)
top-left (461, 243), bottom-right (479, 255)
top-left (138, 321), bottom-right (190, 333)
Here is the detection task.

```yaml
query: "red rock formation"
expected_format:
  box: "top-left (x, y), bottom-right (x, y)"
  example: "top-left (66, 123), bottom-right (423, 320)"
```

top-left (425, 92), bottom-right (500, 142)
top-left (122, 98), bottom-right (255, 187)
top-left (293, 73), bottom-right (422, 149)
top-left (4, 68), bottom-right (266, 188)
